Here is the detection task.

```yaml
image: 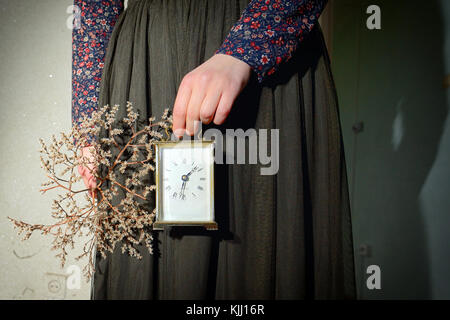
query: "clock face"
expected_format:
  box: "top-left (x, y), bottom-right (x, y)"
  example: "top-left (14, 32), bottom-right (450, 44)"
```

top-left (157, 142), bottom-right (214, 222)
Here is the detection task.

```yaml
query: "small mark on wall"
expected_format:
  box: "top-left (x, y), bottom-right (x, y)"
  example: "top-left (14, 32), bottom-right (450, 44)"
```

top-left (12, 249), bottom-right (40, 260)
top-left (444, 75), bottom-right (450, 89)
top-left (13, 287), bottom-right (35, 300)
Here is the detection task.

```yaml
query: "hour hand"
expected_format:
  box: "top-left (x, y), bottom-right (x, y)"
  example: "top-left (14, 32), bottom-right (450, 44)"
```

top-left (187, 166), bottom-right (200, 177)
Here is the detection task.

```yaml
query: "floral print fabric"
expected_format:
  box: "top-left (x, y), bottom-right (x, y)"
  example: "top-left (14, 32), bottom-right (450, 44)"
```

top-left (216, 0), bottom-right (328, 82)
top-left (72, 0), bottom-right (123, 144)
top-left (72, 0), bottom-right (327, 130)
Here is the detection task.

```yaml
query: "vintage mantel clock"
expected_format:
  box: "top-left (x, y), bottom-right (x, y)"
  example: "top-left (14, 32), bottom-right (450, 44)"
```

top-left (153, 140), bottom-right (217, 230)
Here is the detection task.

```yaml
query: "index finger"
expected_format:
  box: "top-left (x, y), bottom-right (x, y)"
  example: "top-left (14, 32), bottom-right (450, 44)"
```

top-left (172, 82), bottom-right (192, 137)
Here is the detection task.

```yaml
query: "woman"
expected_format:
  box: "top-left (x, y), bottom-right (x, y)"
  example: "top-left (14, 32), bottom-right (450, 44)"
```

top-left (74, 0), bottom-right (356, 299)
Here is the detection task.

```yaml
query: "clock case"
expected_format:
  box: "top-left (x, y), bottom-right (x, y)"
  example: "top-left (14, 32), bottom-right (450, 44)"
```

top-left (153, 140), bottom-right (218, 230)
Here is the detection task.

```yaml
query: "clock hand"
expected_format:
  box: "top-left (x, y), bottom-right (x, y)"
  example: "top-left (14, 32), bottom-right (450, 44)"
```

top-left (186, 166), bottom-right (198, 177)
top-left (179, 181), bottom-right (186, 199)
top-left (178, 166), bottom-right (201, 200)
top-left (187, 165), bottom-right (204, 178)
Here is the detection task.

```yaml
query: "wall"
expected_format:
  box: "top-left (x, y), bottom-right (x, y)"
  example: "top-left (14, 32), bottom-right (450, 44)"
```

top-left (0, 0), bottom-right (91, 299)
top-left (332, 0), bottom-right (450, 299)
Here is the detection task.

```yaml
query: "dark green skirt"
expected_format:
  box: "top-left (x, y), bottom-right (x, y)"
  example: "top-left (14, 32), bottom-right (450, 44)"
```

top-left (94, 0), bottom-right (356, 299)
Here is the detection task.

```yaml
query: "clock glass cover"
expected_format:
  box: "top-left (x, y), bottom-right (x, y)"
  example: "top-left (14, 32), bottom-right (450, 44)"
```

top-left (154, 140), bottom-right (216, 229)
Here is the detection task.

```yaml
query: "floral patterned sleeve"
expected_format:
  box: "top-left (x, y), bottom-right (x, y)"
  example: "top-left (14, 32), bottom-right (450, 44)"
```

top-left (72, 0), bottom-right (123, 145)
top-left (216, 0), bottom-right (328, 82)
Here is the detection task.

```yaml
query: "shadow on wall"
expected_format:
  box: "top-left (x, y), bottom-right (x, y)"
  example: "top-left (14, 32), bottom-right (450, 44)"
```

top-left (418, 0), bottom-right (450, 300)
top-left (334, 0), bottom-right (448, 299)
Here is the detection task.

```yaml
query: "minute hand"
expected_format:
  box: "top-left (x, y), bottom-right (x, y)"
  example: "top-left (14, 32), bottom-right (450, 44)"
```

top-left (179, 181), bottom-right (186, 199)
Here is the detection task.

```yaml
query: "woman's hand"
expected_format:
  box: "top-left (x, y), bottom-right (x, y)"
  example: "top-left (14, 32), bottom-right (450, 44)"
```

top-left (172, 53), bottom-right (252, 137)
top-left (77, 145), bottom-right (98, 195)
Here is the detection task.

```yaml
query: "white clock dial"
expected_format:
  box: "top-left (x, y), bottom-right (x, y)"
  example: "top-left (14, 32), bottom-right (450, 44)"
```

top-left (160, 145), bottom-right (212, 221)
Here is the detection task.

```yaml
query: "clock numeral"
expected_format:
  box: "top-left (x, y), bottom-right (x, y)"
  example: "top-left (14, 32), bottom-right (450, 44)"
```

top-left (200, 178), bottom-right (206, 181)
top-left (197, 186), bottom-right (203, 191)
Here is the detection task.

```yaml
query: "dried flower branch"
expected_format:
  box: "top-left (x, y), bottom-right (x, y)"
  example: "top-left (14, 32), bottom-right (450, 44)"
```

top-left (8, 102), bottom-right (173, 280)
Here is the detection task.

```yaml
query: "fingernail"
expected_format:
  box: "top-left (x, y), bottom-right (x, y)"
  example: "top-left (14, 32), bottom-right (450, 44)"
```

top-left (174, 128), bottom-right (185, 137)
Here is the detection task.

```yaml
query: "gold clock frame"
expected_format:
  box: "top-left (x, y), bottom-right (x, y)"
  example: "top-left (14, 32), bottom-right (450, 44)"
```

top-left (153, 140), bottom-right (217, 231)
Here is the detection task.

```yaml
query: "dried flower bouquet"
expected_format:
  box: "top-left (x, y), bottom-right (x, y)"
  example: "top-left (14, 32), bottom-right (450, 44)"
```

top-left (8, 102), bottom-right (173, 280)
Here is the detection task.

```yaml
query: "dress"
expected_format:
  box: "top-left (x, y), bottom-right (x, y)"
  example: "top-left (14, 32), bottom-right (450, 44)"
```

top-left (80, 0), bottom-right (356, 299)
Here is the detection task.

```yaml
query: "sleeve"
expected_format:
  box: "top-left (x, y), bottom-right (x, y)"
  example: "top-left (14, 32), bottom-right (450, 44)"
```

top-left (71, 0), bottom-right (124, 146)
top-left (216, 0), bottom-right (328, 83)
